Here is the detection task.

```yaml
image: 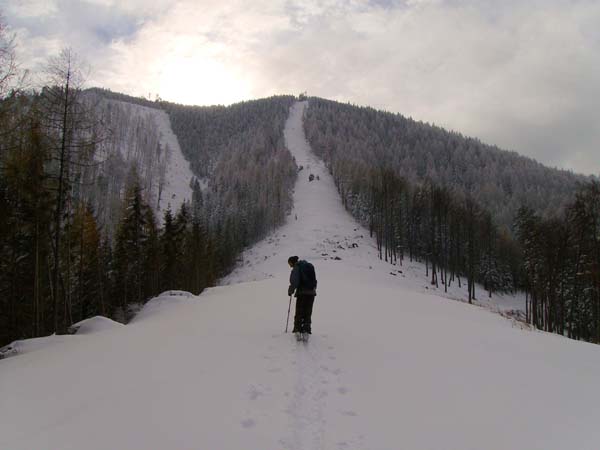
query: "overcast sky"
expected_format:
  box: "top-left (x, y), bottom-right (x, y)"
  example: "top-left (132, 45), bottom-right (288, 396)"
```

top-left (2, 0), bottom-right (599, 176)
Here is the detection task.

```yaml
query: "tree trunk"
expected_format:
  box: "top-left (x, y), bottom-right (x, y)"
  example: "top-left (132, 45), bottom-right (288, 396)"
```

top-left (52, 68), bottom-right (71, 334)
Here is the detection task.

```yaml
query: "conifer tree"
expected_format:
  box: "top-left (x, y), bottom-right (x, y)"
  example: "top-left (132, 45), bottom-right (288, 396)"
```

top-left (186, 217), bottom-right (207, 294)
top-left (143, 206), bottom-right (160, 300)
top-left (568, 181), bottom-right (600, 341)
top-left (160, 206), bottom-right (178, 291)
top-left (113, 170), bottom-right (153, 319)
top-left (0, 111), bottom-right (52, 343)
top-left (69, 203), bottom-right (101, 322)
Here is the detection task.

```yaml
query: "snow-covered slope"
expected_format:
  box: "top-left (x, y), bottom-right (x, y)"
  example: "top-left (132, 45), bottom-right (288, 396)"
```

top-left (223, 101), bottom-right (524, 317)
top-left (121, 100), bottom-right (194, 215)
top-left (96, 98), bottom-right (194, 221)
top-left (2, 102), bottom-right (600, 450)
top-left (152, 105), bottom-right (195, 215)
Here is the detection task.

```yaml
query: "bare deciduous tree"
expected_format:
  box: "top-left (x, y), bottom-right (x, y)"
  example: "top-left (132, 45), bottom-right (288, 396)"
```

top-left (41, 48), bottom-right (97, 333)
top-left (0, 17), bottom-right (19, 99)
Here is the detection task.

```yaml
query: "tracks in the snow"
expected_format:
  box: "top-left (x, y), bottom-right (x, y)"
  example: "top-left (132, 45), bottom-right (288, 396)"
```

top-left (279, 335), bottom-right (344, 450)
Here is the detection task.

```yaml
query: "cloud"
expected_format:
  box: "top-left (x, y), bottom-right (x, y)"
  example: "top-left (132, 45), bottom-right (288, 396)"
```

top-left (2, 0), bottom-right (599, 175)
top-left (3, 0), bottom-right (154, 75)
top-left (95, 0), bottom-right (289, 104)
top-left (2, 0), bottom-right (58, 18)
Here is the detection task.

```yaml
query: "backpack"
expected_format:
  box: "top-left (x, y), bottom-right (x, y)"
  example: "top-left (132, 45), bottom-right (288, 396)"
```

top-left (299, 260), bottom-right (317, 290)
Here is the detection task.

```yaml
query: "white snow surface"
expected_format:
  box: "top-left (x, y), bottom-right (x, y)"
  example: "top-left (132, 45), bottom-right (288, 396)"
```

top-left (153, 106), bottom-right (195, 215)
top-left (2, 102), bottom-right (600, 450)
top-left (70, 316), bottom-right (124, 335)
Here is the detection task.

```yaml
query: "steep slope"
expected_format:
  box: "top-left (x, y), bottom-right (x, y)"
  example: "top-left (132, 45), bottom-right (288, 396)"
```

top-left (82, 93), bottom-right (194, 227)
top-left (105, 99), bottom-right (194, 216)
top-left (2, 102), bottom-right (600, 450)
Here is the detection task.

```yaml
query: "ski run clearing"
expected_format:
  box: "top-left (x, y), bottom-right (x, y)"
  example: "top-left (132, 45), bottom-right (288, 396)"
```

top-left (107, 99), bottom-right (195, 218)
top-left (2, 101), bottom-right (600, 450)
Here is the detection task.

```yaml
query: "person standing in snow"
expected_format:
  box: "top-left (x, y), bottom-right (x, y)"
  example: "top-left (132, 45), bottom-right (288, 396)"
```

top-left (287, 256), bottom-right (317, 335)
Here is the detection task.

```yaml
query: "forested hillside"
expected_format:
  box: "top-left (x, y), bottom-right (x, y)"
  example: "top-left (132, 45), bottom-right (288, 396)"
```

top-left (73, 90), bottom-right (192, 234)
top-left (305, 98), bottom-right (586, 230)
top-left (1, 37), bottom-right (597, 350)
top-left (164, 96), bottom-right (297, 237)
top-left (0, 64), bottom-right (296, 348)
top-left (304, 97), bottom-right (600, 342)
top-left (165, 97), bottom-right (295, 176)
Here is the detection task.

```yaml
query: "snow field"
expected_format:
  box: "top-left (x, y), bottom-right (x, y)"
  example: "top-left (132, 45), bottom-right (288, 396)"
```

top-left (3, 270), bottom-right (600, 449)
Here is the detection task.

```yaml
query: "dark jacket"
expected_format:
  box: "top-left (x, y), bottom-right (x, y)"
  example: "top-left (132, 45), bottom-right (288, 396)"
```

top-left (288, 260), bottom-right (317, 297)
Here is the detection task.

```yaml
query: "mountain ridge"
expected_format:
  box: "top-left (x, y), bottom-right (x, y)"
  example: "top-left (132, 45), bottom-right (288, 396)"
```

top-left (88, 87), bottom-right (593, 178)
top-left (88, 87), bottom-right (591, 231)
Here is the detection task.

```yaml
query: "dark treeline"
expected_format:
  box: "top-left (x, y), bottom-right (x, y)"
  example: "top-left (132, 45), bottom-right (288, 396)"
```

top-left (85, 87), bottom-right (164, 110)
top-left (0, 48), bottom-right (297, 347)
top-left (304, 97), bottom-right (600, 343)
top-left (514, 183), bottom-right (600, 342)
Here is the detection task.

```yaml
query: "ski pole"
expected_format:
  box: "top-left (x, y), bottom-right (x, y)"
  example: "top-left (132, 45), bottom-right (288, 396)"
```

top-left (285, 295), bottom-right (292, 333)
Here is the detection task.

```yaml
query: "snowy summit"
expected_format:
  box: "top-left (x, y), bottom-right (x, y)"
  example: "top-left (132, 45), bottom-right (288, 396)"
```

top-left (2, 102), bottom-right (600, 450)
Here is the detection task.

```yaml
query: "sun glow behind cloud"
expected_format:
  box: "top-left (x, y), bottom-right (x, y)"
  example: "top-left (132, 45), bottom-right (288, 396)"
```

top-left (157, 54), bottom-right (251, 106)
top-left (88, 0), bottom-right (281, 106)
